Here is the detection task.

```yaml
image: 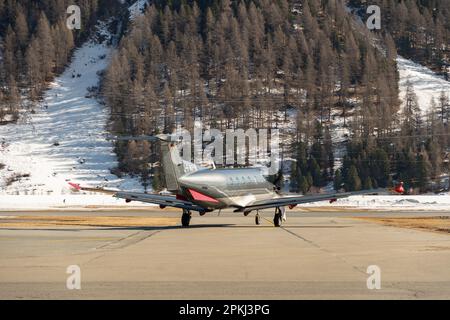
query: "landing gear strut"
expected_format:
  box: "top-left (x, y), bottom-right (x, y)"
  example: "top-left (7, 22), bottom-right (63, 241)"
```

top-left (273, 207), bottom-right (282, 227)
top-left (181, 209), bottom-right (191, 227)
top-left (255, 211), bottom-right (261, 225)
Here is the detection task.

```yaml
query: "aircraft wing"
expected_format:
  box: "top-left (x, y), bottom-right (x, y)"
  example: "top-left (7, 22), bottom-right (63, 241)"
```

top-left (235, 188), bottom-right (386, 213)
top-left (68, 183), bottom-right (206, 212)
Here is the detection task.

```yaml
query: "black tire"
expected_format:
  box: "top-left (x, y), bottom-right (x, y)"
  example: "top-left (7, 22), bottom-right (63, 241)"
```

top-left (255, 214), bottom-right (260, 225)
top-left (273, 213), bottom-right (282, 227)
top-left (181, 212), bottom-right (191, 227)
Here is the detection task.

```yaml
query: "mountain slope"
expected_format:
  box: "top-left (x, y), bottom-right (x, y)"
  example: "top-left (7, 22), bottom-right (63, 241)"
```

top-left (0, 19), bottom-right (143, 194)
top-left (398, 56), bottom-right (450, 113)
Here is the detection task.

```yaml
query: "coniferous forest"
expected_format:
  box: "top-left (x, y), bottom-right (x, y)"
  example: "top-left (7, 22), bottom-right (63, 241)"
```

top-left (0, 0), bottom-right (125, 118)
top-left (1, 0), bottom-right (450, 193)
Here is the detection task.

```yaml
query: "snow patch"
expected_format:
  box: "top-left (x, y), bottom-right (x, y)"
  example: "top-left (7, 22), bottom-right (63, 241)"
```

top-left (305, 194), bottom-right (450, 211)
top-left (0, 195), bottom-right (154, 211)
top-left (128, 0), bottom-right (149, 20)
top-left (398, 56), bottom-right (450, 113)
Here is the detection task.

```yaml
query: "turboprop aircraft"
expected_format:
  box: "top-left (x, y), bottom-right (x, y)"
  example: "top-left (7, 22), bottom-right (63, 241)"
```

top-left (69, 134), bottom-right (385, 227)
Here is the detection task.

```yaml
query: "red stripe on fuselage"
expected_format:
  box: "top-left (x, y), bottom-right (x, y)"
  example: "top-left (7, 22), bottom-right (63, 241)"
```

top-left (188, 189), bottom-right (219, 203)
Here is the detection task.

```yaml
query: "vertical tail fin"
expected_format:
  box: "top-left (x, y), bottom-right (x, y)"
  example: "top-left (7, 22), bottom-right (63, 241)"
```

top-left (159, 136), bottom-right (201, 192)
top-left (160, 140), bottom-right (183, 192)
top-left (108, 134), bottom-right (201, 193)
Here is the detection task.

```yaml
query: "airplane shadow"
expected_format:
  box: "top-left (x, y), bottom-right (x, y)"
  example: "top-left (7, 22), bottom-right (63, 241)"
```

top-left (1, 224), bottom-right (351, 232)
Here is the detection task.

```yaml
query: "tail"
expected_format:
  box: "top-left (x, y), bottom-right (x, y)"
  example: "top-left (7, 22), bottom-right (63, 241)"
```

top-left (158, 135), bottom-right (201, 192)
top-left (107, 133), bottom-right (202, 192)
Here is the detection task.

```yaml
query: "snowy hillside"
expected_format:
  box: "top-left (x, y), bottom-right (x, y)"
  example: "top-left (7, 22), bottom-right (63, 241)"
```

top-left (398, 56), bottom-right (450, 113)
top-left (303, 194), bottom-right (450, 211)
top-left (0, 22), bottom-right (143, 195)
top-left (128, 0), bottom-right (149, 19)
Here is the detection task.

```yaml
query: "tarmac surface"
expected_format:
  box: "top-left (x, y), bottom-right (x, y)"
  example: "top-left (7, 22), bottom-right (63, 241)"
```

top-left (0, 209), bottom-right (449, 299)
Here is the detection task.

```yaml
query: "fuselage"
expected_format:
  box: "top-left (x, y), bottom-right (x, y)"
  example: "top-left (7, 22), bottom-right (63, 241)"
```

top-left (178, 168), bottom-right (279, 210)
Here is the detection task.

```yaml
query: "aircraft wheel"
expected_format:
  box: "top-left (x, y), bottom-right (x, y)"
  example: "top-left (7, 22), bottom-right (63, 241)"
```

top-left (273, 213), bottom-right (282, 227)
top-left (255, 213), bottom-right (261, 225)
top-left (181, 210), bottom-right (191, 227)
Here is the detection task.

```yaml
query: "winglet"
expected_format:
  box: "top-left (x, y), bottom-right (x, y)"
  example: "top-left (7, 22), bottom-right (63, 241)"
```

top-left (68, 182), bottom-right (81, 191)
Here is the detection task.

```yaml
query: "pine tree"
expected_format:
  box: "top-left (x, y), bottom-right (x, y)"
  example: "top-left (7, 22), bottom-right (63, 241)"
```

top-left (363, 176), bottom-right (373, 190)
top-left (309, 157), bottom-right (322, 187)
top-left (401, 81), bottom-right (422, 145)
top-left (52, 21), bottom-right (74, 74)
top-left (334, 169), bottom-right (343, 191)
top-left (25, 37), bottom-right (42, 101)
top-left (438, 90), bottom-right (449, 124)
top-left (6, 76), bottom-right (20, 116)
top-left (415, 153), bottom-right (430, 192)
top-left (14, 6), bottom-right (28, 49)
top-left (299, 175), bottom-right (309, 194)
top-left (3, 25), bottom-right (17, 81)
top-left (369, 148), bottom-right (390, 187)
top-left (346, 165), bottom-right (361, 191)
top-left (36, 12), bottom-right (55, 81)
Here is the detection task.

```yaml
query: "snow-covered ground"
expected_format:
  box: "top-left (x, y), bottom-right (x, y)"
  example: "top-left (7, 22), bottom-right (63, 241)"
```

top-left (303, 194), bottom-right (450, 211)
top-left (398, 56), bottom-right (450, 113)
top-left (0, 21), bottom-right (143, 196)
top-left (0, 194), bottom-right (154, 211)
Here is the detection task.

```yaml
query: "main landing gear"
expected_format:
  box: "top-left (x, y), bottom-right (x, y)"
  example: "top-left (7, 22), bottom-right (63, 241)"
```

top-left (253, 208), bottom-right (285, 227)
top-left (255, 211), bottom-right (261, 225)
top-left (273, 207), bottom-right (285, 227)
top-left (181, 209), bottom-right (191, 227)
